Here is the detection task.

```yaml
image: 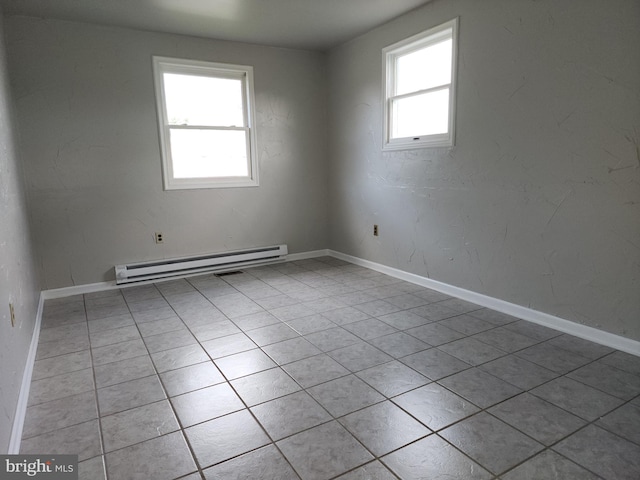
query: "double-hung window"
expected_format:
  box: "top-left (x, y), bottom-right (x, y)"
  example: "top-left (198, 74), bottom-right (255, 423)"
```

top-left (153, 57), bottom-right (258, 189)
top-left (383, 18), bottom-right (458, 150)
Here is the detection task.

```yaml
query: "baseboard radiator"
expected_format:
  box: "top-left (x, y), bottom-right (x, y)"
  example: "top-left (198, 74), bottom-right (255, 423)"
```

top-left (115, 244), bottom-right (288, 284)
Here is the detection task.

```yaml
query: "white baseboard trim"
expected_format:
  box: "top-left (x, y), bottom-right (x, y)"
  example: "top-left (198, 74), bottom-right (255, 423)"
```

top-left (287, 249), bottom-right (331, 262)
top-left (8, 292), bottom-right (44, 454)
top-left (42, 281), bottom-right (118, 300)
top-left (328, 250), bottom-right (640, 357)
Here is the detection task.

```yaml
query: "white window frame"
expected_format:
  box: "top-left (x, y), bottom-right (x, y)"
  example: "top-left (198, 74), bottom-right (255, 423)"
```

top-left (152, 56), bottom-right (259, 190)
top-left (383, 18), bottom-right (459, 151)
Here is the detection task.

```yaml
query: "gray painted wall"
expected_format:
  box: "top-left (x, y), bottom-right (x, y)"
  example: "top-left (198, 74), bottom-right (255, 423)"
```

top-left (0, 11), bottom-right (40, 453)
top-left (327, 0), bottom-right (640, 340)
top-left (6, 16), bottom-right (329, 289)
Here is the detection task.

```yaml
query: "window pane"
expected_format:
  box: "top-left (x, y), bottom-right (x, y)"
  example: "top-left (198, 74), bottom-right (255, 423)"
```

top-left (164, 73), bottom-right (244, 127)
top-left (391, 88), bottom-right (449, 139)
top-left (169, 129), bottom-right (248, 178)
top-left (396, 38), bottom-right (452, 95)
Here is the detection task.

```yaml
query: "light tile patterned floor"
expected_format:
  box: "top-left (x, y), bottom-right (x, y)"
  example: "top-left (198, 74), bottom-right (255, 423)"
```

top-left (21, 257), bottom-right (640, 479)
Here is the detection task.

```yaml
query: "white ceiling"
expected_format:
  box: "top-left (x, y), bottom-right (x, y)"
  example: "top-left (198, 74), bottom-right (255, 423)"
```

top-left (0, 0), bottom-right (432, 51)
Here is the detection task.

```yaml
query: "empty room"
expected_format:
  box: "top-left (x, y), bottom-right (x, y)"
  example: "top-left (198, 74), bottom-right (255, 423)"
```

top-left (1, 0), bottom-right (639, 479)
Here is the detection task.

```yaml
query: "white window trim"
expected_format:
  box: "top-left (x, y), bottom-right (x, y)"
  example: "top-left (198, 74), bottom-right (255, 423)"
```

top-left (152, 56), bottom-right (259, 190)
top-left (382, 17), bottom-right (459, 151)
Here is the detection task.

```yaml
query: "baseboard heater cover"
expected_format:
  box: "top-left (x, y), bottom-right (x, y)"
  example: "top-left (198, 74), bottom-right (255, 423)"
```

top-left (115, 244), bottom-right (288, 284)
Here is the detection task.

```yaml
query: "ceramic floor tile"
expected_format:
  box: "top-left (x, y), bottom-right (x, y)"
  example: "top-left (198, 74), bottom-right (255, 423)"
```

top-left (531, 376), bottom-right (624, 421)
top-left (186, 409), bottom-right (270, 469)
top-left (262, 337), bottom-right (322, 365)
top-left (438, 314), bottom-right (495, 335)
top-left (599, 350), bottom-right (640, 376)
top-left (321, 306), bottom-right (372, 324)
top-left (89, 325), bottom-right (141, 348)
top-left (159, 361), bottom-right (225, 396)
top-left (437, 337), bottom-right (506, 366)
top-left (94, 355), bottom-right (155, 388)
top-left (277, 421), bottom-right (374, 480)
top-left (24, 264), bottom-right (640, 480)
top-left (245, 322), bottom-right (300, 346)
top-left (548, 334), bottom-right (614, 360)
top-left (39, 322), bottom-right (89, 344)
top-left (20, 419), bottom-right (101, 461)
top-left (401, 348), bottom-right (471, 381)
top-left (440, 412), bottom-right (543, 476)
top-left (31, 350), bottom-right (92, 381)
top-left (105, 431), bottom-right (196, 480)
top-left (376, 310), bottom-right (431, 331)
top-left (385, 293), bottom-right (430, 309)
top-left (131, 306), bottom-right (177, 324)
top-left (97, 375), bottom-right (166, 416)
top-left (353, 299), bottom-right (402, 317)
top-left (597, 401), bottom-right (640, 444)
top-left (286, 314), bottom-right (336, 335)
top-left (22, 391), bottom-right (98, 439)
top-left (501, 450), bottom-right (600, 480)
top-left (327, 342), bottom-right (393, 372)
top-left (504, 320), bottom-right (562, 342)
top-left (88, 314), bottom-right (135, 334)
top-left (436, 298), bottom-right (482, 314)
top-left (339, 401), bottom-right (430, 456)
top-left (201, 332), bottom-right (256, 359)
top-left (392, 383), bottom-right (479, 431)
top-left (304, 327), bottom-right (361, 352)
top-left (233, 311), bottom-right (283, 330)
top-left (231, 367), bottom-right (301, 406)
top-left (35, 336), bottom-right (90, 361)
top-left (251, 390), bottom-right (331, 441)
top-left (356, 360), bottom-right (430, 397)
top-left (270, 303), bottom-right (318, 321)
top-left (567, 360), bottom-right (640, 400)
top-left (308, 375), bottom-right (385, 417)
top-left (381, 434), bottom-right (492, 480)
top-left (203, 444), bottom-right (300, 480)
top-left (283, 354), bottom-right (350, 388)
top-left (515, 342), bottom-right (592, 374)
top-left (488, 393), bottom-right (586, 445)
top-left (554, 424), bottom-right (640, 480)
top-left (342, 318), bottom-right (398, 340)
top-left (368, 331), bottom-right (430, 358)
top-left (405, 322), bottom-right (466, 346)
top-left (471, 326), bottom-right (538, 353)
top-left (27, 368), bottom-right (95, 406)
top-left (150, 343), bottom-right (210, 373)
top-left (101, 400), bottom-right (179, 452)
top-left (143, 327), bottom-right (197, 353)
top-left (408, 303), bottom-right (459, 322)
top-left (468, 308), bottom-right (519, 326)
top-left (91, 338), bottom-right (148, 367)
top-left (479, 354), bottom-right (558, 390)
top-left (171, 383), bottom-right (244, 427)
top-left (136, 316), bottom-right (185, 337)
top-left (439, 368), bottom-right (522, 409)
top-left (303, 296), bottom-right (347, 313)
top-left (78, 455), bottom-right (106, 480)
top-left (214, 348), bottom-right (277, 380)
top-left (334, 461), bottom-right (397, 480)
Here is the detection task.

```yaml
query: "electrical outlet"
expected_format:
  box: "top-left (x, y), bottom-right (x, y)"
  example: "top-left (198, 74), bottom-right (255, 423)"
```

top-left (155, 232), bottom-right (164, 244)
top-left (9, 303), bottom-right (15, 327)
top-left (373, 224), bottom-right (379, 236)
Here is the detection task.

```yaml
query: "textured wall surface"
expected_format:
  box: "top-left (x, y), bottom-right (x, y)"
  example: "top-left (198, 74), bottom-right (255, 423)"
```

top-left (328, 0), bottom-right (640, 340)
top-left (0, 11), bottom-right (40, 453)
top-left (6, 16), bottom-right (329, 288)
